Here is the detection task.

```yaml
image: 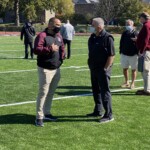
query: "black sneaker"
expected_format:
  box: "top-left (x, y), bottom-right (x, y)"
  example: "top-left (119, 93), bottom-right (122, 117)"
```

top-left (86, 112), bottom-right (102, 117)
top-left (44, 114), bottom-right (58, 121)
top-left (99, 116), bottom-right (114, 124)
top-left (35, 119), bottom-right (44, 127)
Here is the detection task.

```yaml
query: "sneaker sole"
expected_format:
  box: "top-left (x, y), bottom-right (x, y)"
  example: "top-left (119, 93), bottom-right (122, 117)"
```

top-left (99, 118), bottom-right (114, 124)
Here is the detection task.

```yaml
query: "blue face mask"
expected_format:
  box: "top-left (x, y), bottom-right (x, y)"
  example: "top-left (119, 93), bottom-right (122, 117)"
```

top-left (125, 26), bottom-right (133, 31)
top-left (89, 26), bottom-right (95, 33)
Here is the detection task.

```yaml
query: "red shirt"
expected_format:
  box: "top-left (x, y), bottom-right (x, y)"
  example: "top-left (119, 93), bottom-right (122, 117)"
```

top-left (136, 20), bottom-right (150, 54)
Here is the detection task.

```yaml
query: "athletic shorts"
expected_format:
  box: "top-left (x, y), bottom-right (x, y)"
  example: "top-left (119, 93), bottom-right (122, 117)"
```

top-left (120, 54), bottom-right (138, 70)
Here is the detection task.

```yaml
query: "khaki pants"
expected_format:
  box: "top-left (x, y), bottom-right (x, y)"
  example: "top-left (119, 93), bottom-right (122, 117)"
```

top-left (142, 51), bottom-right (150, 92)
top-left (36, 67), bottom-right (60, 119)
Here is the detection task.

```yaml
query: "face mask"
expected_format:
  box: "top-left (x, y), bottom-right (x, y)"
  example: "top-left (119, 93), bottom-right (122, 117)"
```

top-left (125, 26), bottom-right (133, 31)
top-left (89, 26), bottom-right (95, 33)
top-left (53, 26), bottom-right (61, 33)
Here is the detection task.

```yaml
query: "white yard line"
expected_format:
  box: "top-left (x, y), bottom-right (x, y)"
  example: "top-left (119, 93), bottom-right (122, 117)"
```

top-left (75, 63), bottom-right (121, 72)
top-left (71, 54), bottom-right (87, 56)
top-left (0, 66), bottom-right (87, 74)
top-left (0, 87), bottom-right (143, 107)
top-left (0, 69), bottom-right (37, 74)
top-left (0, 50), bottom-right (21, 52)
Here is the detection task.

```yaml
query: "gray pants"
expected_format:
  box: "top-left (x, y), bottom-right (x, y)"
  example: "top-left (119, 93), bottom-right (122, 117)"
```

top-left (142, 51), bottom-right (150, 92)
top-left (36, 67), bottom-right (60, 119)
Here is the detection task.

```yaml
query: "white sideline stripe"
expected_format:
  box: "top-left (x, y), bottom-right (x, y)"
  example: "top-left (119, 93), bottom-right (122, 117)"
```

top-left (0, 87), bottom-right (143, 107)
top-left (0, 47), bottom-right (88, 52)
top-left (0, 69), bottom-right (37, 74)
top-left (76, 69), bottom-right (89, 71)
top-left (75, 63), bottom-right (121, 72)
top-left (0, 66), bottom-right (87, 74)
top-left (72, 54), bottom-right (87, 56)
top-left (0, 50), bottom-right (21, 52)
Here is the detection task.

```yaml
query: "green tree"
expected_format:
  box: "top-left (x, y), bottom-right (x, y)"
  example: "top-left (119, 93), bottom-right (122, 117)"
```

top-left (0, 0), bottom-right (74, 26)
top-left (96, 0), bottom-right (150, 25)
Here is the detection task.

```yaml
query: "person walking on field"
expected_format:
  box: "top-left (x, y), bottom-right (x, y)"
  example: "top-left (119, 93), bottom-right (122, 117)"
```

top-left (34, 17), bottom-right (65, 127)
top-left (60, 20), bottom-right (75, 59)
top-left (21, 21), bottom-right (36, 59)
top-left (87, 18), bottom-right (115, 123)
top-left (120, 19), bottom-right (138, 89)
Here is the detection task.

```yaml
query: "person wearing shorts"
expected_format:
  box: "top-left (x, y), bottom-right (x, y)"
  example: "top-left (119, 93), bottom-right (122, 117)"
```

top-left (120, 19), bottom-right (138, 89)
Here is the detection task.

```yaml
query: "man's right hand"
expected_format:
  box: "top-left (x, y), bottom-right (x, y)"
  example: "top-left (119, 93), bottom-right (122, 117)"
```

top-left (50, 43), bottom-right (59, 52)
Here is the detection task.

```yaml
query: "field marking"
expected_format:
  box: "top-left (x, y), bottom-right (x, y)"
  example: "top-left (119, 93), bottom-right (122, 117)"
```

top-left (72, 54), bottom-right (87, 56)
top-left (75, 63), bottom-right (121, 72)
top-left (0, 66), bottom-right (87, 74)
top-left (0, 86), bottom-right (143, 108)
top-left (0, 50), bottom-right (22, 52)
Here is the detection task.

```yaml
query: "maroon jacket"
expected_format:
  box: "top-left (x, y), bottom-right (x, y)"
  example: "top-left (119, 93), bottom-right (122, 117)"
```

top-left (34, 28), bottom-right (65, 69)
top-left (136, 20), bottom-right (150, 54)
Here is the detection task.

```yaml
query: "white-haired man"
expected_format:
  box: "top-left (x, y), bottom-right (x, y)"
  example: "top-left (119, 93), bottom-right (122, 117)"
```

top-left (60, 20), bottom-right (75, 59)
top-left (120, 19), bottom-right (138, 89)
top-left (87, 18), bottom-right (115, 123)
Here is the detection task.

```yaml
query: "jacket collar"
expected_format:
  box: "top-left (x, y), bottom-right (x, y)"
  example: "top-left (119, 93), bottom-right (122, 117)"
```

top-left (94, 29), bottom-right (106, 37)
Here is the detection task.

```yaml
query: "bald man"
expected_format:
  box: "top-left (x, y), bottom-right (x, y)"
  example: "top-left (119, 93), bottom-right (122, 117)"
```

top-left (87, 18), bottom-right (115, 123)
top-left (34, 17), bottom-right (65, 127)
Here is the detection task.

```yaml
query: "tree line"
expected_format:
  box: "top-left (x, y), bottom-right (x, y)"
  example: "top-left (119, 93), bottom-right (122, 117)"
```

top-left (0, 0), bottom-right (150, 26)
top-left (0, 0), bottom-right (74, 26)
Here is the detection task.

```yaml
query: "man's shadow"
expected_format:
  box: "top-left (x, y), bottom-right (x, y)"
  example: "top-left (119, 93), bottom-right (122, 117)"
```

top-left (0, 113), bottom-right (98, 125)
top-left (55, 115), bottom-right (97, 123)
top-left (0, 113), bottom-right (35, 125)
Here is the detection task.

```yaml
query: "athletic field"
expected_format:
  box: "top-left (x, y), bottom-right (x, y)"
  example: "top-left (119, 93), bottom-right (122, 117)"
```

top-left (0, 35), bottom-right (149, 150)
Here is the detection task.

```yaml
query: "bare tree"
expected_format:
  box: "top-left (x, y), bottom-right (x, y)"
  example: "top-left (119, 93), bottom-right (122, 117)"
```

top-left (14, 0), bottom-right (20, 26)
top-left (96, 0), bottom-right (122, 24)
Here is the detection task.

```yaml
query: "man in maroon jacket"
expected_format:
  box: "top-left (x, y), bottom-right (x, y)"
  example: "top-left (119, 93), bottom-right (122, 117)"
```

top-left (34, 18), bottom-right (65, 126)
top-left (136, 12), bottom-right (150, 95)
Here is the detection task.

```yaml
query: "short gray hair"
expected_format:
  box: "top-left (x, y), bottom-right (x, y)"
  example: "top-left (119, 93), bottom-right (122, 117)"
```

top-left (126, 19), bottom-right (134, 26)
top-left (93, 17), bottom-right (104, 27)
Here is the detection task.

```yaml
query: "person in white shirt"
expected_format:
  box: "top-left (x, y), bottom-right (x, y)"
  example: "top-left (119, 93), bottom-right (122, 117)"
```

top-left (60, 20), bottom-right (75, 59)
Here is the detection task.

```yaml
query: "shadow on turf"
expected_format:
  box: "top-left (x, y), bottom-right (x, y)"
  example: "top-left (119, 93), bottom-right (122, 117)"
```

top-left (0, 113), bottom-right (35, 125)
top-left (54, 115), bottom-right (98, 123)
top-left (57, 86), bottom-right (91, 96)
top-left (112, 91), bottom-right (136, 95)
top-left (0, 113), bottom-right (98, 124)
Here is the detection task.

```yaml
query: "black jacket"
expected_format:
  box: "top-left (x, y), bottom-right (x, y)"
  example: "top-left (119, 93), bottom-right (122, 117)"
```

top-left (88, 30), bottom-right (115, 69)
top-left (21, 22), bottom-right (36, 44)
top-left (34, 28), bottom-right (65, 70)
top-left (120, 30), bottom-right (138, 56)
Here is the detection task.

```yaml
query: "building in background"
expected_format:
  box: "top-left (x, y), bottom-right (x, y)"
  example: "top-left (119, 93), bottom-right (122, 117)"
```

top-left (4, 10), bottom-right (55, 23)
top-left (72, 0), bottom-right (98, 18)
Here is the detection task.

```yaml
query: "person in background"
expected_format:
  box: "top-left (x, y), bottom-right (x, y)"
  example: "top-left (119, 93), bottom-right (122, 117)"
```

top-left (60, 20), bottom-right (75, 59)
top-left (136, 12), bottom-right (150, 95)
top-left (87, 18), bottom-right (115, 123)
top-left (21, 21), bottom-right (36, 59)
top-left (34, 17), bottom-right (65, 127)
top-left (120, 19), bottom-right (138, 89)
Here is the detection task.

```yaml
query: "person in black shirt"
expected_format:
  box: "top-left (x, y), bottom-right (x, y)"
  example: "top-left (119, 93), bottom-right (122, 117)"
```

top-left (87, 18), bottom-right (115, 123)
top-left (120, 19), bottom-right (138, 89)
top-left (21, 21), bottom-right (36, 59)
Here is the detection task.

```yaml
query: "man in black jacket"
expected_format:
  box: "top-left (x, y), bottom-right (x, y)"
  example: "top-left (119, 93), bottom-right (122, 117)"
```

top-left (21, 21), bottom-right (36, 59)
top-left (120, 19), bottom-right (138, 89)
top-left (34, 17), bottom-right (65, 127)
top-left (87, 18), bottom-right (115, 123)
